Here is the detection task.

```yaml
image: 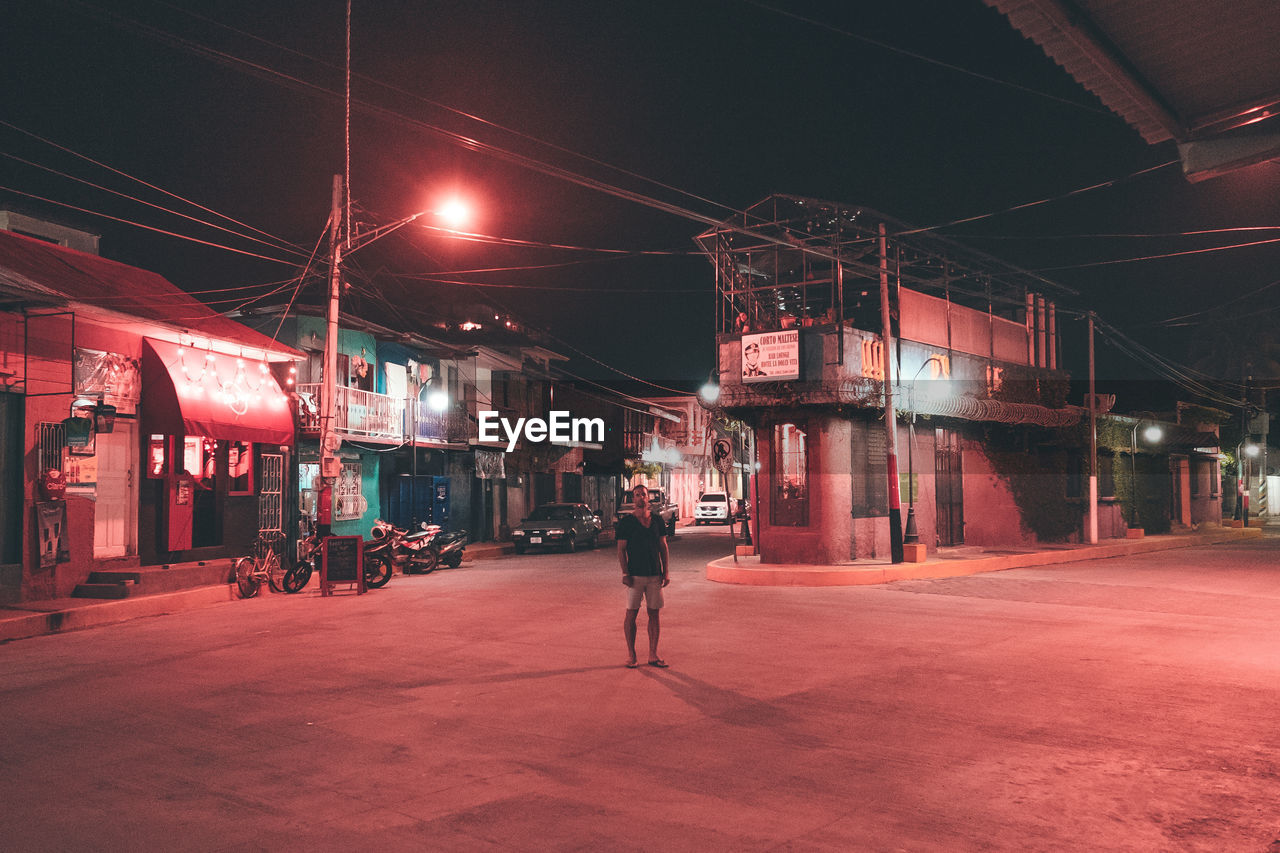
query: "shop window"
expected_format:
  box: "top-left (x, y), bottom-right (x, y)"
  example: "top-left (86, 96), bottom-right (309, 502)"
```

top-left (184, 437), bottom-right (216, 487)
top-left (299, 462), bottom-right (320, 521)
top-left (228, 441), bottom-right (253, 495)
top-left (773, 421), bottom-right (809, 526)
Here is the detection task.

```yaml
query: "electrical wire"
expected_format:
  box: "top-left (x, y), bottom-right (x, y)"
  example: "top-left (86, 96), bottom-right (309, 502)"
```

top-left (1033, 235), bottom-right (1280, 272)
top-left (893, 159), bottom-right (1180, 238)
top-left (743, 0), bottom-right (1113, 117)
top-left (0, 185), bottom-right (300, 266)
top-left (413, 223), bottom-right (700, 256)
top-left (58, 0), bottom-right (1140, 290)
top-left (0, 118), bottom-right (303, 255)
top-left (1147, 275), bottom-right (1280, 327)
top-left (0, 149), bottom-right (310, 260)
top-left (144, 0), bottom-right (746, 222)
top-left (961, 225), bottom-right (1280, 241)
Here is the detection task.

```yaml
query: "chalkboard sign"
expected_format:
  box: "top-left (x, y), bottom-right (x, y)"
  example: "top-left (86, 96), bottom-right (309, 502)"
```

top-left (321, 535), bottom-right (365, 596)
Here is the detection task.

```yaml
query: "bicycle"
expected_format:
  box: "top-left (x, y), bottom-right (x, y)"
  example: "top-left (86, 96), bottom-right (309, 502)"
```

top-left (233, 531), bottom-right (287, 598)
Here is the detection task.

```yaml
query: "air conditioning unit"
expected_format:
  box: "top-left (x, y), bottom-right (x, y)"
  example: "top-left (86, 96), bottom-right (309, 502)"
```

top-left (1083, 393), bottom-right (1116, 414)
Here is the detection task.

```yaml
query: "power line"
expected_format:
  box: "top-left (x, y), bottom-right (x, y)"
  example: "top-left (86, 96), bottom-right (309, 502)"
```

top-left (0, 148), bottom-right (310, 260)
top-left (1033, 235), bottom-right (1280, 272)
top-left (0, 184), bottom-right (300, 266)
top-left (144, 0), bottom-right (746, 222)
top-left (743, 0), bottom-right (1113, 117)
top-left (0, 118), bottom-right (303, 255)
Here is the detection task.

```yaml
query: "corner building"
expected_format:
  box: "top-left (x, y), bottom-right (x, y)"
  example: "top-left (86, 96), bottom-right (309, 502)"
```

top-left (699, 195), bottom-right (1093, 564)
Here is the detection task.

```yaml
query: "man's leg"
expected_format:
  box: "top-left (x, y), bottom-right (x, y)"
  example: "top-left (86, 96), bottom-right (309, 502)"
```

top-left (646, 608), bottom-right (660, 662)
top-left (624, 609), bottom-right (639, 665)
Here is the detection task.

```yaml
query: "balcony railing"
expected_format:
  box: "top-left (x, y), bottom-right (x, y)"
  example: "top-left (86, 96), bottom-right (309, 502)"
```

top-left (296, 385), bottom-right (472, 445)
top-left (296, 384), bottom-right (403, 442)
top-left (409, 400), bottom-right (470, 445)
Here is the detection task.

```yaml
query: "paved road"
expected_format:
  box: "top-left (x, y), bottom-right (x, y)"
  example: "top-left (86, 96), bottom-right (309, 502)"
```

top-left (3, 532), bottom-right (1279, 851)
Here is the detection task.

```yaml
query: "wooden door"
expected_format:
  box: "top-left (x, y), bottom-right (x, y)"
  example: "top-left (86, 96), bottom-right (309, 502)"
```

top-left (94, 419), bottom-right (137, 558)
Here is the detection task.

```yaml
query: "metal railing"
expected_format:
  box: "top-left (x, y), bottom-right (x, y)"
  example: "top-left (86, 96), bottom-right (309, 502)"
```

top-left (408, 400), bottom-right (470, 444)
top-left (296, 385), bottom-right (472, 445)
top-left (296, 384), bottom-right (403, 442)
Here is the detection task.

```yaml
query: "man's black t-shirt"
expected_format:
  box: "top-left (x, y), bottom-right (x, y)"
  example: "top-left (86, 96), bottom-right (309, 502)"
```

top-left (616, 513), bottom-right (665, 576)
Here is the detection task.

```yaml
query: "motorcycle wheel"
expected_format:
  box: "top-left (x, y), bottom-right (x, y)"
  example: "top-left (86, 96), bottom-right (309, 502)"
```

top-left (415, 550), bottom-right (438, 574)
top-left (444, 551), bottom-right (463, 569)
top-left (364, 554), bottom-right (393, 588)
top-left (282, 561), bottom-right (312, 593)
top-left (234, 557), bottom-right (260, 599)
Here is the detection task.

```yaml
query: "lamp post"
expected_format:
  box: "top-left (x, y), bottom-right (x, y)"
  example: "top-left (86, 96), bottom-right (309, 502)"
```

top-left (1128, 416), bottom-right (1163, 531)
top-left (316, 184), bottom-right (470, 534)
top-left (1239, 440), bottom-right (1261, 526)
top-left (904, 354), bottom-right (947, 546)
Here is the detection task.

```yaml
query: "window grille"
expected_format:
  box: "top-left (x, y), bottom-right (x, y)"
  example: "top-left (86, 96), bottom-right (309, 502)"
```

top-left (258, 452), bottom-right (283, 533)
top-left (37, 422), bottom-right (65, 474)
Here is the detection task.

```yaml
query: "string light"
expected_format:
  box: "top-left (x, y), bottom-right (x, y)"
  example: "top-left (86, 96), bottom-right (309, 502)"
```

top-left (173, 344), bottom-right (289, 412)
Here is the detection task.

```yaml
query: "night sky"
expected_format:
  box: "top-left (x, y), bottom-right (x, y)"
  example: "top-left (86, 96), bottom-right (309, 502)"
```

top-left (5, 0), bottom-right (1279, 402)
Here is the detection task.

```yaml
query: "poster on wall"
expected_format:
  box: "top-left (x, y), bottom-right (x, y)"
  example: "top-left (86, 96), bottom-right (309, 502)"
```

top-left (73, 348), bottom-right (141, 415)
top-left (36, 501), bottom-right (71, 569)
top-left (63, 449), bottom-right (97, 497)
top-left (741, 330), bottom-right (800, 383)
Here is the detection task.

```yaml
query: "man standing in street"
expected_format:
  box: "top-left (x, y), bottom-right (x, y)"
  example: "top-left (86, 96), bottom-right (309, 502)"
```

top-left (617, 483), bottom-right (670, 668)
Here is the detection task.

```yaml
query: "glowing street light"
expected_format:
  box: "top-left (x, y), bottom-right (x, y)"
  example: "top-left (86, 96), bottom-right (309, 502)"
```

top-left (319, 181), bottom-right (473, 531)
top-left (436, 197), bottom-right (470, 229)
top-left (1129, 415), bottom-right (1163, 531)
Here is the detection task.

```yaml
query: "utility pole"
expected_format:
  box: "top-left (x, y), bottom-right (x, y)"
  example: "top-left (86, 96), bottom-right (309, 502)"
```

top-left (1087, 312), bottom-right (1098, 544)
top-left (318, 174), bottom-right (343, 535)
top-left (879, 223), bottom-right (904, 564)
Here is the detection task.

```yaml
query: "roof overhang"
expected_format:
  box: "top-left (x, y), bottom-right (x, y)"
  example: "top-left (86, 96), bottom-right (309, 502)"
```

top-left (984, 0), bottom-right (1280, 180)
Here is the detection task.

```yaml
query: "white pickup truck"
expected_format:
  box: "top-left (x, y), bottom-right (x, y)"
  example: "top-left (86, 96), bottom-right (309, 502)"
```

top-left (615, 487), bottom-right (679, 534)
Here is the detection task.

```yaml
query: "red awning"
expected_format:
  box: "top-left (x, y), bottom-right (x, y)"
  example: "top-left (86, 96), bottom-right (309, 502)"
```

top-left (142, 338), bottom-right (295, 446)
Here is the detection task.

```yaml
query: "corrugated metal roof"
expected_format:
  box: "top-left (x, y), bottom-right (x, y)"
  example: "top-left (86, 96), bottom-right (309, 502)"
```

top-left (986, 0), bottom-right (1280, 145)
top-left (0, 229), bottom-right (303, 359)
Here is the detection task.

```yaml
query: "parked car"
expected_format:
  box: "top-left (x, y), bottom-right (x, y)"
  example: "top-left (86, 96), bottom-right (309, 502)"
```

top-left (615, 487), bottom-right (679, 534)
top-left (511, 503), bottom-right (602, 554)
top-left (694, 490), bottom-right (732, 524)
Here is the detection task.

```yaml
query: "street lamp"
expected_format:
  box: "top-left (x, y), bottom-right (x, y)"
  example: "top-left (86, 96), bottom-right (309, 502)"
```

top-left (699, 370), bottom-right (720, 406)
top-left (904, 355), bottom-right (947, 546)
top-left (317, 182), bottom-right (471, 534)
top-left (1128, 416), bottom-right (1163, 530)
top-left (1237, 441), bottom-right (1261, 526)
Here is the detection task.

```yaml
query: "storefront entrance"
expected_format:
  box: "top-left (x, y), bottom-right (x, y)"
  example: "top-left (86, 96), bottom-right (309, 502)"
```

top-left (94, 419), bottom-right (137, 558)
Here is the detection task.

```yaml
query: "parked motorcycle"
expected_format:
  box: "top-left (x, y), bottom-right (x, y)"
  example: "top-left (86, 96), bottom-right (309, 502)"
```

top-left (370, 518), bottom-right (469, 574)
top-left (282, 517), bottom-right (392, 592)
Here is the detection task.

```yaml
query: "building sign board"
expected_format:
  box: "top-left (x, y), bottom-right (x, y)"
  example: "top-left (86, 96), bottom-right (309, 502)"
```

top-left (741, 331), bottom-right (800, 383)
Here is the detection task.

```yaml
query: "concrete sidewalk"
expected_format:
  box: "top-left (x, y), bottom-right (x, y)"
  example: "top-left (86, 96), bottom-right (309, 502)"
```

top-left (0, 539), bottom-right (516, 645)
top-left (708, 525), bottom-right (1265, 585)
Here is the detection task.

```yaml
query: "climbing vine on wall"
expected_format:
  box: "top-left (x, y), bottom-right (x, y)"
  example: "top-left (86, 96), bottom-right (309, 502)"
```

top-left (982, 426), bottom-right (1078, 542)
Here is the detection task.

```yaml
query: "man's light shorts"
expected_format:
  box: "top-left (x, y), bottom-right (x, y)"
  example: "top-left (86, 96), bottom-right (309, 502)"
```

top-left (626, 575), bottom-right (664, 610)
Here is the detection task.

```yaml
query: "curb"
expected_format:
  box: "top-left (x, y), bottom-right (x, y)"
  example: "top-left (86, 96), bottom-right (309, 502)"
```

top-left (0, 585), bottom-right (238, 644)
top-left (707, 528), bottom-right (1264, 586)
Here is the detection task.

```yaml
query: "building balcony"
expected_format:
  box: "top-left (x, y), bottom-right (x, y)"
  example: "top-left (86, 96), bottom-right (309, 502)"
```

top-left (295, 383), bottom-right (404, 443)
top-left (408, 400), bottom-right (470, 445)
